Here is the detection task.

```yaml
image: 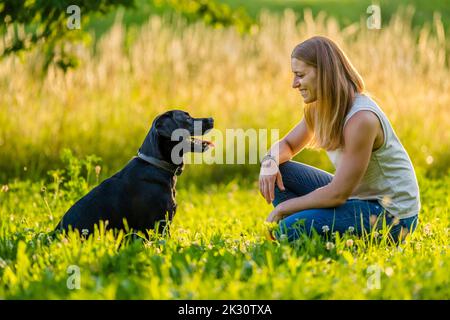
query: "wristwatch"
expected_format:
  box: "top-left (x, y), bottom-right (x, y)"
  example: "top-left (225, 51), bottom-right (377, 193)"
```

top-left (260, 154), bottom-right (277, 166)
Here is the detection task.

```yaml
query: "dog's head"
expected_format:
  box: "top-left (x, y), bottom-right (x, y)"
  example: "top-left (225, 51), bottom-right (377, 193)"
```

top-left (153, 110), bottom-right (214, 153)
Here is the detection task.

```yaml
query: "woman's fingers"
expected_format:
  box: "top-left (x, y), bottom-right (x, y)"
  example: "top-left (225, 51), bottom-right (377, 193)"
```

top-left (265, 176), bottom-right (276, 204)
top-left (276, 172), bottom-right (285, 191)
top-left (262, 179), bottom-right (269, 203)
top-left (259, 172), bottom-right (278, 204)
top-left (268, 177), bottom-right (275, 203)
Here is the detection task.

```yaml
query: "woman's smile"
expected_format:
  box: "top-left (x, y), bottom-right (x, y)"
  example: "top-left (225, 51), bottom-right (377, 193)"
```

top-left (291, 58), bottom-right (318, 103)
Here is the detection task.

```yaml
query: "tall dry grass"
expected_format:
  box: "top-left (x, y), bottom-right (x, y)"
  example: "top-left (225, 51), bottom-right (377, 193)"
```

top-left (0, 7), bottom-right (449, 181)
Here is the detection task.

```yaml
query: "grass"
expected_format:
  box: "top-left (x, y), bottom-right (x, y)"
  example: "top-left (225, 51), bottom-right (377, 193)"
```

top-left (0, 151), bottom-right (449, 299)
top-left (0, 7), bottom-right (449, 299)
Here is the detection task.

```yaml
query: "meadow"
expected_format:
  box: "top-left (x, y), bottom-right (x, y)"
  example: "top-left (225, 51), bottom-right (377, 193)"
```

top-left (0, 6), bottom-right (449, 299)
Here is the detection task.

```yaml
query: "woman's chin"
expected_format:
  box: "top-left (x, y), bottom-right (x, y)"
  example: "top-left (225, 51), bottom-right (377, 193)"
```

top-left (302, 96), bottom-right (316, 104)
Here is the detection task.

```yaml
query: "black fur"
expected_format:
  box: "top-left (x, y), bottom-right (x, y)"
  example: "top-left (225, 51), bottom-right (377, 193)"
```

top-left (54, 110), bottom-right (214, 237)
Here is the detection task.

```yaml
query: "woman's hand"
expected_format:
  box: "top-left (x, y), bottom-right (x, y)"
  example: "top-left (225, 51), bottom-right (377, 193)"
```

top-left (259, 158), bottom-right (285, 204)
top-left (266, 205), bottom-right (288, 223)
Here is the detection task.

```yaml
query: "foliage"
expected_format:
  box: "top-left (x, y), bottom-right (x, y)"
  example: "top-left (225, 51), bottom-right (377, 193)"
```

top-left (154, 0), bottom-right (253, 32)
top-left (0, 0), bottom-right (253, 72)
top-left (0, 0), bottom-right (135, 72)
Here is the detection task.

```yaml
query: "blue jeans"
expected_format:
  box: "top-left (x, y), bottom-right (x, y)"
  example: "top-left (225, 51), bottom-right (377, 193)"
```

top-left (272, 161), bottom-right (419, 243)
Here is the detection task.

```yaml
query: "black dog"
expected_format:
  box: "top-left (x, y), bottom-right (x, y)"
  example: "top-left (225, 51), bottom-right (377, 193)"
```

top-left (54, 110), bottom-right (214, 237)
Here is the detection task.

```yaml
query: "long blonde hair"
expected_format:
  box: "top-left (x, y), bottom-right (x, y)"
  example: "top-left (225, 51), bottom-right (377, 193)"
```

top-left (291, 36), bottom-right (365, 151)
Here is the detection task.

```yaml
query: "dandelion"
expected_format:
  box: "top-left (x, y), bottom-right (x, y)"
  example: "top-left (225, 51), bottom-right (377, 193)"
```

top-left (373, 231), bottom-right (379, 238)
top-left (81, 229), bottom-right (89, 236)
top-left (426, 155), bottom-right (433, 165)
top-left (1, 185), bottom-right (8, 192)
top-left (325, 242), bottom-right (335, 250)
top-left (322, 225), bottom-right (330, 233)
top-left (346, 239), bottom-right (354, 247)
top-left (348, 226), bottom-right (355, 233)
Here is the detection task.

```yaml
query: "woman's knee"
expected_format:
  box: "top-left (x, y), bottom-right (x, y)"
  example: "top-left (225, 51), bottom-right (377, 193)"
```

top-left (278, 161), bottom-right (297, 177)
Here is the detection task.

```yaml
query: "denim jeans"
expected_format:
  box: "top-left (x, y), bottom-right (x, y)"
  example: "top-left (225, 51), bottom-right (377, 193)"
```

top-left (272, 161), bottom-right (419, 243)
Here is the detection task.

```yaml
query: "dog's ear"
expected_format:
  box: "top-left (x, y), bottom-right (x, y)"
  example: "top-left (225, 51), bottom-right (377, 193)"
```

top-left (154, 113), bottom-right (174, 138)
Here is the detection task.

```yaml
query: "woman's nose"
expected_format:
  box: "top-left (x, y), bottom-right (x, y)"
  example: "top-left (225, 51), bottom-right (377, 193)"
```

top-left (292, 78), bottom-right (301, 88)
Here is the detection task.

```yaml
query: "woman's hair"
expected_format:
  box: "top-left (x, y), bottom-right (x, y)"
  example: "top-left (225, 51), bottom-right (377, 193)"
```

top-left (291, 36), bottom-right (365, 150)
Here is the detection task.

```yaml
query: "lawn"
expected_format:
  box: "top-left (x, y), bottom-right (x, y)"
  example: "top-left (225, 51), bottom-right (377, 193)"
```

top-left (0, 5), bottom-right (449, 299)
top-left (0, 152), bottom-right (448, 299)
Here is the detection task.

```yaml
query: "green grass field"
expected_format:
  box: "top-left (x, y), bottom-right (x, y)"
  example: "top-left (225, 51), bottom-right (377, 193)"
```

top-left (0, 3), bottom-right (449, 299)
top-left (0, 151), bottom-right (449, 299)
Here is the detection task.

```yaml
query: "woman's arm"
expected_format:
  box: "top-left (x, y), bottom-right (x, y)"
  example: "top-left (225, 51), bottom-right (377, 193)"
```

top-left (259, 118), bottom-right (313, 203)
top-left (265, 118), bottom-right (313, 165)
top-left (267, 111), bottom-right (379, 222)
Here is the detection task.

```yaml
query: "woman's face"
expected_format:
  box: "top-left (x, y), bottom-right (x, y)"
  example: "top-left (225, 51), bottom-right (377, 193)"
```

top-left (291, 58), bottom-right (317, 103)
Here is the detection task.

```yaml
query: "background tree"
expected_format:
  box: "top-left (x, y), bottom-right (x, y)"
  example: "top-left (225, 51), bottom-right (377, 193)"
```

top-left (0, 0), bottom-right (253, 72)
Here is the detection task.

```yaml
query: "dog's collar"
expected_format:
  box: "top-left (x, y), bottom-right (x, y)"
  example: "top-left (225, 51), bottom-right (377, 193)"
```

top-left (137, 151), bottom-right (184, 176)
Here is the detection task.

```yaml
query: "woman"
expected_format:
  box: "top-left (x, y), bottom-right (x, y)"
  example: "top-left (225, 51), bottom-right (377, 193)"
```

top-left (259, 36), bottom-right (420, 243)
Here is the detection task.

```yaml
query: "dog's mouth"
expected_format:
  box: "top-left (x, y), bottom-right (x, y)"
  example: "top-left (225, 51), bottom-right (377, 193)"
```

top-left (188, 136), bottom-right (215, 152)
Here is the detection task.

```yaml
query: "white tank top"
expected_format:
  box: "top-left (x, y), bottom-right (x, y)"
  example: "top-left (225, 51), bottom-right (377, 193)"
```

top-left (326, 93), bottom-right (421, 219)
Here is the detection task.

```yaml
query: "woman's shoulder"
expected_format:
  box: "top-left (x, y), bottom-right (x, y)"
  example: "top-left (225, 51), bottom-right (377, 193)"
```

top-left (349, 92), bottom-right (382, 114)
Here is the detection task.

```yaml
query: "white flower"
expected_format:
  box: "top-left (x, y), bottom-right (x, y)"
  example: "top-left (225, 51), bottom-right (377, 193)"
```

top-left (423, 223), bottom-right (432, 236)
top-left (322, 225), bottom-right (330, 233)
top-left (348, 226), bottom-right (355, 233)
top-left (346, 239), bottom-right (354, 247)
top-left (81, 229), bottom-right (89, 236)
top-left (325, 242), bottom-right (335, 250)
